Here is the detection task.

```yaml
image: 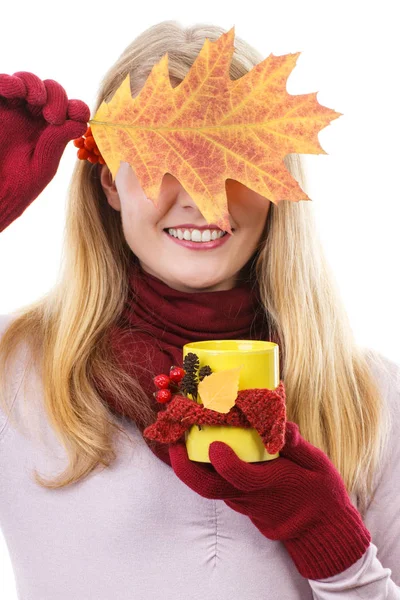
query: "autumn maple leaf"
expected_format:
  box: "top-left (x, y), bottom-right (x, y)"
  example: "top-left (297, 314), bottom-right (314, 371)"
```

top-left (90, 26), bottom-right (342, 234)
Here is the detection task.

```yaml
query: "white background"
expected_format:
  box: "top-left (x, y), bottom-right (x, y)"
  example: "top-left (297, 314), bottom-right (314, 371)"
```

top-left (1, 0), bottom-right (399, 597)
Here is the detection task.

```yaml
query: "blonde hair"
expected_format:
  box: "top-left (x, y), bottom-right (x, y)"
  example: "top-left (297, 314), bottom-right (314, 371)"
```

top-left (0, 20), bottom-right (391, 516)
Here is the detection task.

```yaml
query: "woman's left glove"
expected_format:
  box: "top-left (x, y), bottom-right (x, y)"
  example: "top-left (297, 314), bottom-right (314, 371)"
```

top-left (168, 421), bottom-right (371, 580)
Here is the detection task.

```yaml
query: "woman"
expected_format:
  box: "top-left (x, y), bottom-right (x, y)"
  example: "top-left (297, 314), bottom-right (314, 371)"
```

top-left (0, 20), bottom-right (399, 599)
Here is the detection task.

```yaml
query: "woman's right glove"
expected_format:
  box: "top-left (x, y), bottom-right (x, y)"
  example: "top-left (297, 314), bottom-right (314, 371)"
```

top-left (169, 421), bottom-right (371, 580)
top-left (0, 71), bottom-right (90, 233)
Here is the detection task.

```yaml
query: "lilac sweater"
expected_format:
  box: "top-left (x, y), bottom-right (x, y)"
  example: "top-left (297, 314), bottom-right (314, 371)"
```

top-left (0, 312), bottom-right (399, 599)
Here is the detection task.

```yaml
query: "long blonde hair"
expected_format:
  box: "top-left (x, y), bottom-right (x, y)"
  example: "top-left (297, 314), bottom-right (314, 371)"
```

top-left (0, 20), bottom-right (391, 516)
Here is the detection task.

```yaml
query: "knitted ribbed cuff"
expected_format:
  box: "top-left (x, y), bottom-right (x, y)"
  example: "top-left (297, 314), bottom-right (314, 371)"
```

top-left (283, 503), bottom-right (371, 580)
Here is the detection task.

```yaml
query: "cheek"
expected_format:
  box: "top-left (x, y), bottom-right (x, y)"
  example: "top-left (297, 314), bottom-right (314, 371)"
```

top-left (120, 196), bottom-right (165, 253)
top-left (121, 192), bottom-right (159, 226)
top-left (237, 199), bottom-right (270, 233)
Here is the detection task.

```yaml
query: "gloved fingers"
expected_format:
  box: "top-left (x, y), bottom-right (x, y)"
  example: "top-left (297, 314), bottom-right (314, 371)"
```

top-left (41, 79), bottom-right (69, 125)
top-left (209, 440), bottom-right (294, 492)
top-left (224, 498), bottom-right (259, 518)
top-left (0, 72), bottom-right (46, 115)
top-left (169, 441), bottom-right (240, 500)
top-left (0, 73), bottom-right (90, 126)
top-left (33, 120), bottom-right (89, 175)
top-left (42, 81), bottom-right (90, 126)
top-left (0, 72), bottom-right (31, 100)
top-left (280, 421), bottom-right (336, 471)
top-left (0, 71), bottom-right (47, 103)
top-left (67, 98), bottom-right (91, 124)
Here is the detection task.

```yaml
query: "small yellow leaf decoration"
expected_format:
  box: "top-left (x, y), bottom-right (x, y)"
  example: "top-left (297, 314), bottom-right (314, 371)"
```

top-left (197, 366), bottom-right (243, 414)
top-left (90, 26), bottom-right (342, 234)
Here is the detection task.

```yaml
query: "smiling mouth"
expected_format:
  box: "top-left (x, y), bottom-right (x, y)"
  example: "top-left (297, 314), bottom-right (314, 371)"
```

top-left (162, 228), bottom-right (235, 234)
top-left (162, 228), bottom-right (235, 251)
top-left (164, 230), bottom-right (227, 239)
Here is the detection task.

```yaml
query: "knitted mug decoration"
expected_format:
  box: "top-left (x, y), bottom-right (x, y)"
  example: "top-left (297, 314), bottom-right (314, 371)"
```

top-left (143, 352), bottom-right (287, 456)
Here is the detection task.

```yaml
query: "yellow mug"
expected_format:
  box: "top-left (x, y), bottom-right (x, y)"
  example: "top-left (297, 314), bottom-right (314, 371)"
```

top-left (182, 339), bottom-right (280, 463)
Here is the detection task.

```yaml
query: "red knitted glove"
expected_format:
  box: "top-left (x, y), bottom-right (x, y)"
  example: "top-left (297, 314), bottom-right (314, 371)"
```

top-left (168, 421), bottom-right (371, 580)
top-left (0, 71), bottom-right (90, 233)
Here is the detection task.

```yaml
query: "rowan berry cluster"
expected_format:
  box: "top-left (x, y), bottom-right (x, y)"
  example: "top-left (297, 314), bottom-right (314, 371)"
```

top-left (73, 126), bottom-right (105, 165)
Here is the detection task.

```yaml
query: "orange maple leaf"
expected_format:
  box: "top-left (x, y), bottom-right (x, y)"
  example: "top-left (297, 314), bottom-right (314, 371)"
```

top-left (90, 26), bottom-right (342, 234)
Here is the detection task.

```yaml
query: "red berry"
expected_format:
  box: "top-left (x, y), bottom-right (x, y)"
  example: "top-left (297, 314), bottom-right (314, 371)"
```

top-left (169, 367), bottom-right (185, 383)
top-left (77, 147), bottom-right (89, 160)
top-left (73, 137), bottom-right (85, 148)
top-left (153, 374), bottom-right (171, 389)
top-left (84, 136), bottom-right (97, 151)
top-left (155, 389), bottom-right (172, 403)
top-left (87, 152), bottom-right (99, 164)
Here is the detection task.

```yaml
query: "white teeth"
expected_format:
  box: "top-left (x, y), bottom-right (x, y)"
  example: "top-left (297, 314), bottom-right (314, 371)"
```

top-left (167, 228), bottom-right (226, 242)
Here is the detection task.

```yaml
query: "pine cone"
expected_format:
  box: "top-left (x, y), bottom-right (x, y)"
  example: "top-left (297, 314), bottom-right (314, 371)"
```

top-left (180, 373), bottom-right (198, 399)
top-left (179, 353), bottom-right (213, 402)
top-left (183, 352), bottom-right (199, 374)
top-left (198, 365), bottom-right (212, 381)
top-left (181, 352), bottom-right (200, 399)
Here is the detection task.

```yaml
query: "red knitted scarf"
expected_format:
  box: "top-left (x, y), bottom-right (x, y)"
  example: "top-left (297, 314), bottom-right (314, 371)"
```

top-left (97, 258), bottom-right (282, 467)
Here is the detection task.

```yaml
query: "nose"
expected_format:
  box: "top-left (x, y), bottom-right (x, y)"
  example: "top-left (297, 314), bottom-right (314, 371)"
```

top-left (170, 177), bottom-right (205, 214)
top-left (161, 173), bottom-right (231, 226)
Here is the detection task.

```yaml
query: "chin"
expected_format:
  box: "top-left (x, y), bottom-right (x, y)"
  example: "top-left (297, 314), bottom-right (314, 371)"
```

top-left (169, 271), bottom-right (234, 293)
